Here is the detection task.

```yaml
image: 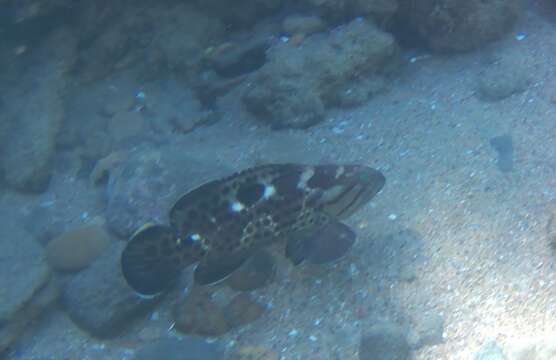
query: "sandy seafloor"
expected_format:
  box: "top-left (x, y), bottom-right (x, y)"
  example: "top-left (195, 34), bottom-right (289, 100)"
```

top-left (5, 8), bottom-right (556, 360)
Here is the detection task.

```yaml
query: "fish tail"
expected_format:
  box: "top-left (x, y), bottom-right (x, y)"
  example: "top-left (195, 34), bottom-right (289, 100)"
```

top-left (121, 224), bottom-right (193, 296)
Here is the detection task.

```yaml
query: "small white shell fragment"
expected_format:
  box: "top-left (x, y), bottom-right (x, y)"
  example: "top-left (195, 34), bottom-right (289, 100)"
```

top-left (388, 213), bottom-right (397, 221)
top-left (288, 329), bottom-right (298, 337)
top-left (515, 32), bottom-right (526, 41)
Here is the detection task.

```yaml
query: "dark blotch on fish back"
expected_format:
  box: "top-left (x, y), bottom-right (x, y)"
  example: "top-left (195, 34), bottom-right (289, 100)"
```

top-left (237, 182), bottom-right (266, 207)
top-left (307, 165), bottom-right (338, 189)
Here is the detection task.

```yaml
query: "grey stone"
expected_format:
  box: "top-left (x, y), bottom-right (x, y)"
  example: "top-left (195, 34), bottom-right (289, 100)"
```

top-left (0, 28), bottom-right (75, 193)
top-left (474, 340), bottom-right (506, 360)
top-left (0, 210), bottom-right (51, 353)
top-left (359, 323), bottom-right (411, 360)
top-left (61, 242), bottom-right (160, 338)
top-left (242, 18), bottom-right (400, 129)
top-left (133, 337), bottom-right (223, 360)
top-left (0, 278), bottom-right (59, 355)
top-left (0, 216), bottom-right (50, 322)
top-left (104, 143), bottom-right (232, 238)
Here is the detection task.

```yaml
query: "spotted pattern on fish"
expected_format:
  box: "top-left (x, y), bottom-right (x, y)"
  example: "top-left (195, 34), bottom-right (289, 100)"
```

top-left (121, 163), bottom-right (385, 296)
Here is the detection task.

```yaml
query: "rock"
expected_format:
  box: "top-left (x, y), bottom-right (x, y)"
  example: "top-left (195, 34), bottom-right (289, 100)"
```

top-left (107, 110), bottom-right (151, 145)
top-left (474, 340), bottom-right (506, 360)
top-left (133, 337), bottom-right (223, 360)
top-left (139, 80), bottom-right (217, 136)
top-left (282, 15), bottom-right (325, 36)
top-left (45, 225), bottom-right (112, 272)
top-left (409, 312), bottom-right (444, 348)
top-left (224, 293), bottom-right (266, 328)
top-left (78, 23), bottom-right (131, 82)
top-left (61, 242), bottom-right (161, 338)
top-left (2, 0), bottom-right (71, 24)
top-left (489, 135), bottom-right (514, 173)
top-left (0, 278), bottom-right (59, 355)
top-left (0, 28), bottom-right (76, 192)
top-left (144, 4), bottom-right (225, 80)
top-left (478, 59), bottom-right (530, 101)
top-left (242, 18), bottom-right (400, 129)
top-left (226, 250), bottom-right (276, 291)
top-left (174, 289), bottom-right (266, 337)
top-left (174, 288), bottom-right (230, 337)
top-left (396, 0), bottom-right (521, 52)
top-left (0, 212), bottom-right (51, 354)
top-left (359, 323), bottom-right (411, 360)
top-left (104, 143), bottom-right (231, 238)
top-left (205, 39), bottom-right (270, 79)
top-left (508, 337), bottom-right (556, 360)
top-left (232, 346), bottom-right (279, 360)
top-left (303, 0), bottom-right (398, 24)
top-left (195, 0), bottom-right (282, 29)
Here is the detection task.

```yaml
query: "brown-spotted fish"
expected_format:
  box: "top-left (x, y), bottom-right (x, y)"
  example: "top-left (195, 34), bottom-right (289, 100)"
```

top-left (121, 163), bottom-right (385, 296)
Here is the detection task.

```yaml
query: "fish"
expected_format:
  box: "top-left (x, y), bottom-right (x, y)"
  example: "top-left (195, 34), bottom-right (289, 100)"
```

top-left (120, 163), bottom-right (385, 296)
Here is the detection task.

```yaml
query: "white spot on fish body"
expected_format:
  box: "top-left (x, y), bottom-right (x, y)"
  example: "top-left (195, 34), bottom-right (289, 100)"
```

top-left (297, 167), bottom-right (315, 189)
top-left (335, 166), bottom-right (344, 179)
top-left (263, 184), bottom-right (276, 199)
top-left (230, 201), bottom-right (245, 212)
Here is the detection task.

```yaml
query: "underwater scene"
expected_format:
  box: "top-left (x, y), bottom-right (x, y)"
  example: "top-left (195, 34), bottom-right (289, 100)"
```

top-left (1, 0), bottom-right (556, 359)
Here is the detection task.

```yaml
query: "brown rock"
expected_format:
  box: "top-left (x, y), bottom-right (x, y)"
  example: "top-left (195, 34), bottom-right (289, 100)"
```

top-left (225, 293), bottom-right (266, 328)
top-left (226, 250), bottom-right (276, 292)
top-left (46, 225), bottom-right (111, 272)
top-left (173, 288), bottom-right (230, 337)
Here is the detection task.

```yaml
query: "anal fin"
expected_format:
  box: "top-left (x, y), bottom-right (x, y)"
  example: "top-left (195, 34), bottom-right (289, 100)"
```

top-left (121, 224), bottom-right (182, 296)
top-left (194, 250), bottom-right (251, 286)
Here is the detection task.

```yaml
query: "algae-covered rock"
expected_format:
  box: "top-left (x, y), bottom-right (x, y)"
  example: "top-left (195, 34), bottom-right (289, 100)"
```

top-left (303, 0), bottom-right (398, 24)
top-left (243, 18), bottom-right (400, 129)
top-left (195, 0), bottom-right (283, 29)
top-left (45, 225), bottom-right (112, 272)
top-left (396, 0), bottom-right (521, 52)
top-left (282, 15), bottom-right (325, 36)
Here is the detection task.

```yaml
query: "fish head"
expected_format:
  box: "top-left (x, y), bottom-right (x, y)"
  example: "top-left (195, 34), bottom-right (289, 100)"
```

top-left (307, 164), bottom-right (385, 220)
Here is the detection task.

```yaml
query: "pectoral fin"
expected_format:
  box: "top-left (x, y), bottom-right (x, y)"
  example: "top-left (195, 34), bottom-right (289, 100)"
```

top-left (306, 221), bottom-right (356, 264)
top-left (285, 230), bottom-right (314, 265)
top-left (121, 224), bottom-right (182, 296)
top-left (285, 221), bottom-right (356, 266)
